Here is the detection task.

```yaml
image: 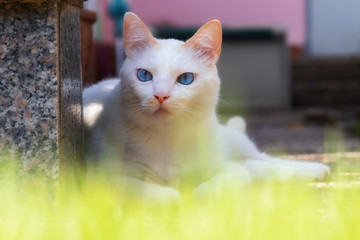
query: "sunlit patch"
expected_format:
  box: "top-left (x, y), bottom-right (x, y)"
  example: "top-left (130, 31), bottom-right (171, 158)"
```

top-left (83, 102), bottom-right (104, 127)
top-left (309, 181), bottom-right (360, 189)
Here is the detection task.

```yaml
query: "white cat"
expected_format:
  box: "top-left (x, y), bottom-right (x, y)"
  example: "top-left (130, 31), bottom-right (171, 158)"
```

top-left (83, 13), bottom-right (330, 201)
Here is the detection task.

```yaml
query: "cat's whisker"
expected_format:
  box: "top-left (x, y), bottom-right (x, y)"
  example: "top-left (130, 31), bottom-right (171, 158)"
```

top-left (169, 102), bottom-right (199, 116)
top-left (218, 98), bottom-right (237, 108)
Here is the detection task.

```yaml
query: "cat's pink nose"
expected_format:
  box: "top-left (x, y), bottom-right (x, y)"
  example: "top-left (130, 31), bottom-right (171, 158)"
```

top-left (154, 94), bottom-right (170, 104)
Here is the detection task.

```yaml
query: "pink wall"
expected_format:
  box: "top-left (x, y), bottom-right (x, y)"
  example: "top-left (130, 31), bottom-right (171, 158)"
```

top-left (98, 0), bottom-right (116, 44)
top-left (84, 0), bottom-right (115, 44)
top-left (131, 0), bottom-right (305, 46)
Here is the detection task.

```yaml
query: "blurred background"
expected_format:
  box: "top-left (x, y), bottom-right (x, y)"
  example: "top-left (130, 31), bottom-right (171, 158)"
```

top-left (80, 0), bottom-right (360, 156)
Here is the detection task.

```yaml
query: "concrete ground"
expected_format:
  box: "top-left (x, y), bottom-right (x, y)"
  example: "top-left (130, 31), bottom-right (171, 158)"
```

top-left (244, 108), bottom-right (360, 154)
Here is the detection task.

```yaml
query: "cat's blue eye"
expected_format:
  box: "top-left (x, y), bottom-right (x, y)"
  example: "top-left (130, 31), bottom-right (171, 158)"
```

top-left (177, 72), bottom-right (194, 85)
top-left (137, 69), bottom-right (153, 82)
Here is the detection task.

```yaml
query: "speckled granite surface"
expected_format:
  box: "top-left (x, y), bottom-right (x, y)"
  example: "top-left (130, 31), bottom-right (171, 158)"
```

top-left (0, 0), bottom-right (83, 8)
top-left (0, 3), bottom-right (59, 178)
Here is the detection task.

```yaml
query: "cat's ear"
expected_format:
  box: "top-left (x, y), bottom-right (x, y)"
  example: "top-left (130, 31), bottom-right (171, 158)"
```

top-left (184, 20), bottom-right (222, 63)
top-left (123, 12), bottom-right (157, 57)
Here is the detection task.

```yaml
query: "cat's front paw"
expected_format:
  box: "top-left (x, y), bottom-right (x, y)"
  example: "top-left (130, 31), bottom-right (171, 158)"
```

top-left (194, 171), bottom-right (251, 198)
top-left (296, 162), bottom-right (330, 180)
top-left (278, 160), bottom-right (331, 180)
top-left (142, 184), bottom-right (181, 203)
top-left (122, 177), bottom-right (181, 203)
top-left (243, 158), bottom-right (330, 181)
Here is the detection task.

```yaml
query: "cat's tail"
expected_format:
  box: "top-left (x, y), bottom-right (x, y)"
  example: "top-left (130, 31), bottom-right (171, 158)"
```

top-left (226, 116), bottom-right (246, 133)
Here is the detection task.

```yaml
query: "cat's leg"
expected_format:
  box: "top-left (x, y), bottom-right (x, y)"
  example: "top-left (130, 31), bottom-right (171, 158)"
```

top-left (120, 176), bottom-right (181, 203)
top-left (194, 161), bottom-right (252, 197)
top-left (84, 127), bottom-right (104, 164)
top-left (220, 124), bottom-right (330, 180)
top-left (86, 159), bottom-right (180, 202)
top-left (242, 156), bottom-right (330, 181)
top-left (220, 125), bottom-right (265, 160)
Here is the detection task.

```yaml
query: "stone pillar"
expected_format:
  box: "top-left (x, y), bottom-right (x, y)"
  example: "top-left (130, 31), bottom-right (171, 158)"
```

top-left (0, 0), bottom-right (84, 181)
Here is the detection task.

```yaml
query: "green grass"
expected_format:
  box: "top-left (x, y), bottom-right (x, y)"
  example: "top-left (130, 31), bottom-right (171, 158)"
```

top-left (1, 154), bottom-right (360, 240)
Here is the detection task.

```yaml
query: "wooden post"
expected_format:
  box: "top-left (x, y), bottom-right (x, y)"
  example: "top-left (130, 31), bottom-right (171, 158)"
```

top-left (0, 0), bottom-right (84, 182)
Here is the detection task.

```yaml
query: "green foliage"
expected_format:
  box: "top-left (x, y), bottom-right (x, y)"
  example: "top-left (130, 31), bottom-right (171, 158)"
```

top-left (0, 153), bottom-right (360, 240)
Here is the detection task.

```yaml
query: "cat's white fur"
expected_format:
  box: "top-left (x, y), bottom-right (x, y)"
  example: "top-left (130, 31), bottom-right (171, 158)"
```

top-left (83, 13), bottom-right (330, 201)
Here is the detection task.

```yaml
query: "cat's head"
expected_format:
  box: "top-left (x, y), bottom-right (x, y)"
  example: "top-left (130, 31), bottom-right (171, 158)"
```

top-left (119, 13), bottom-right (222, 124)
